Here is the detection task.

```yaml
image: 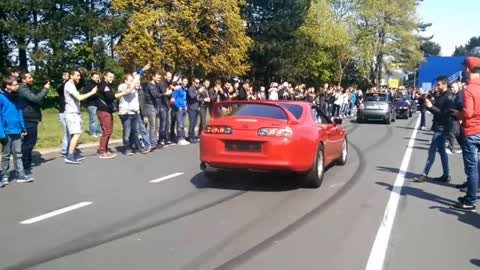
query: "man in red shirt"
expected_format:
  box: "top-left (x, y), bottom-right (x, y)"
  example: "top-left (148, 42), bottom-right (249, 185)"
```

top-left (452, 56), bottom-right (480, 211)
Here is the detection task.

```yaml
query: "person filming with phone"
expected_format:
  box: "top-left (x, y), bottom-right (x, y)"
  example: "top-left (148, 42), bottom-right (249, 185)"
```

top-left (18, 72), bottom-right (50, 176)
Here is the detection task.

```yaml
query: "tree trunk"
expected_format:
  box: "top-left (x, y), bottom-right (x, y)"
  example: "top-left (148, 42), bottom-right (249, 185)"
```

top-left (375, 31), bottom-right (386, 88)
top-left (33, 9), bottom-right (40, 71)
top-left (18, 38), bottom-right (28, 69)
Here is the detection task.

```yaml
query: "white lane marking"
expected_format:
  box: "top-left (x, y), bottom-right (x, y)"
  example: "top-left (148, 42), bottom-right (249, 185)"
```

top-left (365, 115), bottom-right (420, 270)
top-left (149, 172), bottom-right (184, 183)
top-left (20, 202), bottom-right (93, 225)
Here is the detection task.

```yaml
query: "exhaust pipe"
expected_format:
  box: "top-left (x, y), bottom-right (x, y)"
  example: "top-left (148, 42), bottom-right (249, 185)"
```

top-left (200, 162), bottom-right (207, 171)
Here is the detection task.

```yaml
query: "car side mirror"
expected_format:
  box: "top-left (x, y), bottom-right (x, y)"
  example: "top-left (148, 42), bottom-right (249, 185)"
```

top-left (333, 117), bottom-right (343, 125)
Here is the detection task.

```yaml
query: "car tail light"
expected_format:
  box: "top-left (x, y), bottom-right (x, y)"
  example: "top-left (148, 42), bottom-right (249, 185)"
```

top-left (402, 106), bottom-right (409, 109)
top-left (205, 126), bottom-right (232, 134)
top-left (257, 127), bottom-right (293, 137)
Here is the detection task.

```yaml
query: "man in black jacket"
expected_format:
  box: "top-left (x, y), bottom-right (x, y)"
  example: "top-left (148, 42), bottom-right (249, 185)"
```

top-left (18, 72), bottom-right (49, 174)
top-left (81, 73), bottom-right (101, 137)
top-left (414, 76), bottom-right (454, 183)
top-left (187, 78), bottom-right (200, 143)
top-left (96, 71), bottom-right (116, 157)
top-left (158, 72), bottom-right (173, 145)
top-left (144, 72), bottom-right (163, 148)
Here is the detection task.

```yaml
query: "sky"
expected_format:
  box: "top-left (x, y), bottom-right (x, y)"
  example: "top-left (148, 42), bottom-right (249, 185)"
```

top-left (417, 0), bottom-right (480, 56)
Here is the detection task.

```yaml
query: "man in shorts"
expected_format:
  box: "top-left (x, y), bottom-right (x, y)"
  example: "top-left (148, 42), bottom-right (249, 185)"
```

top-left (64, 70), bottom-right (97, 164)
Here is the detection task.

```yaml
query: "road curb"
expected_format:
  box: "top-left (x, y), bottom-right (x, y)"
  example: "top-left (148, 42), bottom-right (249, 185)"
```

top-left (37, 139), bottom-right (123, 155)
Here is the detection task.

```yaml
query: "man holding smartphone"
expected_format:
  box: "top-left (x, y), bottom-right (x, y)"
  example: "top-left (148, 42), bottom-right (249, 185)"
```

top-left (414, 76), bottom-right (453, 184)
top-left (18, 72), bottom-right (49, 175)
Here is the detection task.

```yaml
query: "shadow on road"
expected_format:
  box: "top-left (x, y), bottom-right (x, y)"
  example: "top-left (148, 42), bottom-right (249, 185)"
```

top-left (412, 146), bottom-right (429, 151)
top-left (32, 151), bottom-right (55, 167)
top-left (404, 137), bottom-right (429, 142)
top-left (190, 171), bottom-right (301, 192)
top-left (396, 126), bottom-right (417, 130)
top-left (430, 206), bottom-right (480, 230)
top-left (376, 166), bottom-right (421, 180)
top-left (471, 259), bottom-right (480, 267)
top-left (376, 181), bottom-right (457, 207)
top-left (376, 166), bottom-right (459, 189)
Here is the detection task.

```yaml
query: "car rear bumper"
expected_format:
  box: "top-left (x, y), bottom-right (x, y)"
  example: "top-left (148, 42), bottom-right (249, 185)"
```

top-left (199, 134), bottom-right (313, 172)
top-left (396, 109), bottom-right (409, 116)
top-left (357, 110), bottom-right (389, 121)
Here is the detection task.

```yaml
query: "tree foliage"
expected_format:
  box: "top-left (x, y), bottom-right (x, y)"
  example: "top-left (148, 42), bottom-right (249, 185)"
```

top-left (355, 0), bottom-right (422, 86)
top-left (453, 36), bottom-right (480, 56)
top-left (0, 0), bottom-right (429, 99)
top-left (420, 40), bottom-right (441, 56)
top-left (112, 0), bottom-right (251, 77)
top-left (243, 0), bottom-right (311, 82)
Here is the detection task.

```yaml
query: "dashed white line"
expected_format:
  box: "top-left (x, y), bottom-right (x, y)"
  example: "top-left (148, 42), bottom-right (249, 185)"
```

top-left (20, 201), bottom-right (93, 225)
top-left (149, 172), bottom-right (184, 183)
top-left (365, 115), bottom-right (421, 270)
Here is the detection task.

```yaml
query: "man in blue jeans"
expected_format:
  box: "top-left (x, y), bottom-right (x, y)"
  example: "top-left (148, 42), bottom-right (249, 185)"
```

top-left (414, 76), bottom-right (453, 183)
top-left (56, 72), bottom-right (70, 156)
top-left (82, 73), bottom-right (101, 137)
top-left (171, 77), bottom-right (189, 145)
top-left (0, 76), bottom-right (34, 187)
top-left (451, 56), bottom-right (480, 211)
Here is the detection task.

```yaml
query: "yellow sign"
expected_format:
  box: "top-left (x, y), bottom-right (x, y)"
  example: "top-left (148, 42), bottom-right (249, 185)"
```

top-left (388, 79), bottom-right (399, 88)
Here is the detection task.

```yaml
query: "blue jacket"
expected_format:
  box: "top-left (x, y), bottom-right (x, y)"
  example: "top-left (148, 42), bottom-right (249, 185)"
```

top-left (0, 90), bottom-right (25, 138)
top-left (172, 86), bottom-right (187, 110)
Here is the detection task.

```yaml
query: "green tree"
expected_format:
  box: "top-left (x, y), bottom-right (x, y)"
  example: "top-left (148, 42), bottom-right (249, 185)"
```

top-left (243, 0), bottom-right (311, 82)
top-left (453, 36), bottom-right (480, 56)
top-left (113, 0), bottom-right (251, 76)
top-left (420, 40), bottom-right (441, 56)
top-left (356, 0), bottom-right (422, 86)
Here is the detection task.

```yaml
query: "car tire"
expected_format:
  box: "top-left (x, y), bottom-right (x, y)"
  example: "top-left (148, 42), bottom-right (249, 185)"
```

top-left (303, 144), bottom-right (325, 188)
top-left (385, 114), bottom-right (391, 125)
top-left (409, 112), bottom-right (413, 117)
top-left (337, 137), bottom-right (348, 166)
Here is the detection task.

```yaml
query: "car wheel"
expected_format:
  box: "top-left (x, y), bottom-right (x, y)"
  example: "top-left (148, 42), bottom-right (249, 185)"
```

top-left (303, 144), bottom-right (325, 188)
top-left (337, 137), bottom-right (348, 166)
top-left (409, 112), bottom-right (413, 117)
top-left (385, 114), bottom-right (391, 125)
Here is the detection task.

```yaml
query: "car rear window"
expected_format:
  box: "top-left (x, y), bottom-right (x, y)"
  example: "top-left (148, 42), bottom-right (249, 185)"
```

top-left (223, 104), bottom-right (287, 120)
top-left (365, 93), bottom-right (387, 102)
top-left (278, 104), bottom-right (303, 119)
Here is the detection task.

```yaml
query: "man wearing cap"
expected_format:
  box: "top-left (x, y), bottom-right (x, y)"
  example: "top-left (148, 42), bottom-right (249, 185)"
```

top-left (451, 56), bottom-right (480, 211)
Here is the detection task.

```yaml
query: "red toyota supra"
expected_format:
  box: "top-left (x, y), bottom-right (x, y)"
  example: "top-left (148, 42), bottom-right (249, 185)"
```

top-left (199, 100), bottom-right (348, 188)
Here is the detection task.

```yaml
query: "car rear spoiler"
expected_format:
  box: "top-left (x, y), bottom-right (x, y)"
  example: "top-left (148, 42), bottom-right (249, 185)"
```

top-left (212, 101), bottom-right (300, 124)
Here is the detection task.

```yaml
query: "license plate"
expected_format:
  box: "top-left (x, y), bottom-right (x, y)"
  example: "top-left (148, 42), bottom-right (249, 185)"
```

top-left (225, 141), bottom-right (261, 152)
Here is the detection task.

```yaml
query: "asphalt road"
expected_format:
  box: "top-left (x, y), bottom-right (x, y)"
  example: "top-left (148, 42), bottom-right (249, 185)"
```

top-left (0, 112), bottom-right (478, 270)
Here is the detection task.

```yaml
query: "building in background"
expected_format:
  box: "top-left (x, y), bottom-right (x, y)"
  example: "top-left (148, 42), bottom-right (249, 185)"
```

top-left (417, 56), bottom-right (466, 91)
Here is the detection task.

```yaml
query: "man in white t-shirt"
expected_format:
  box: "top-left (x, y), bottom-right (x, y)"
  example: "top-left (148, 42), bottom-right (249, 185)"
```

top-left (64, 70), bottom-right (97, 164)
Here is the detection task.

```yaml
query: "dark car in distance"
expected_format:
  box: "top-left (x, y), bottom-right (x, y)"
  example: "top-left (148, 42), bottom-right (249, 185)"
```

top-left (394, 100), bottom-right (413, 119)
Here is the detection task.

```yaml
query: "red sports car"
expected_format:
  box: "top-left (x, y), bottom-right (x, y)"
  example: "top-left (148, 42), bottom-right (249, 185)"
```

top-left (199, 100), bottom-right (348, 188)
